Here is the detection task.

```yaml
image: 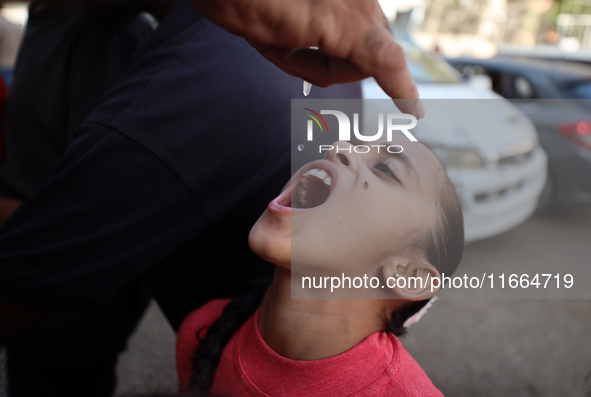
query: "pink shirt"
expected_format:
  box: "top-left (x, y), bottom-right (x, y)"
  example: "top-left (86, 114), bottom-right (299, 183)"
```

top-left (177, 299), bottom-right (443, 396)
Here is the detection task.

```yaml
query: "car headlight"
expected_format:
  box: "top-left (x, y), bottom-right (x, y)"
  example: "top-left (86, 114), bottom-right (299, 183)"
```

top-left (431, 146), bottom-right (484, 168)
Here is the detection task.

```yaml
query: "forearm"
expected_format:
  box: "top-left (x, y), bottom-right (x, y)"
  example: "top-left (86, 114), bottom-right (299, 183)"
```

top-left (0, 299), bottom-right (42, 345)
top-left (0, 197), bottom-right (22, 226)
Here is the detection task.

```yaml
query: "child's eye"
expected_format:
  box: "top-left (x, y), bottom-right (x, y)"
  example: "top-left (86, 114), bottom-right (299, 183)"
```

top-left (373, 159), bottom-right (399, 182)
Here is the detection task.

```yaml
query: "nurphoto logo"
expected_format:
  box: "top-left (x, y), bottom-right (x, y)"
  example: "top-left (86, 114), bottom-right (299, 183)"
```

top-left (302, 108), bottom-right (418, 153)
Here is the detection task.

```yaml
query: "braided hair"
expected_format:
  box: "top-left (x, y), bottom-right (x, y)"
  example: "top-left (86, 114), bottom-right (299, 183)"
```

top-left (189, 281), bottom-right (270, 392)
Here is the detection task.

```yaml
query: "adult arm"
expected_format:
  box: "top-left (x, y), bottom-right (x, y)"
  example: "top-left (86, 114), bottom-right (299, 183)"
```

top-left (189, 0), bottom-right (423, 117)
top-left (0, 123), bottom-right (206, 339)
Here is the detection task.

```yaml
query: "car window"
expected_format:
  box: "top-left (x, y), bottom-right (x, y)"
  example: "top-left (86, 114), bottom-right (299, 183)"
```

top-left (474, 69), bottom-right (536, 100)
top-left (558, 80), bottom-right (591, 99)
top-left (514, 76), bottom-right (534, 99)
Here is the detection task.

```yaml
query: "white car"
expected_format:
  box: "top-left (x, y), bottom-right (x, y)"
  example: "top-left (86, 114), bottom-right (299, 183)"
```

top-left (362, 37), bottom-right (547, 242)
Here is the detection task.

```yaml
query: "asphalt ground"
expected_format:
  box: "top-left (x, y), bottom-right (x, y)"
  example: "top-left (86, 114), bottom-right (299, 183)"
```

top-left (115, 206), bottom-right (591, 396)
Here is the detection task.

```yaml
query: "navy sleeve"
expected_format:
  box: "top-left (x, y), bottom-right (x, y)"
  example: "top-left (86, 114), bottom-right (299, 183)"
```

top-left (0, 122), bottom-right (206, 308)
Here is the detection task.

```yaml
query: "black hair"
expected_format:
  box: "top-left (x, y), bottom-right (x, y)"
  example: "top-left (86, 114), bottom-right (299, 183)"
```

top-left (189, 280), bottom-right (270, 392)
top-left (189, 169), bottom-right (464, 393)
top-left (388, 168), bottom-right (464, 336)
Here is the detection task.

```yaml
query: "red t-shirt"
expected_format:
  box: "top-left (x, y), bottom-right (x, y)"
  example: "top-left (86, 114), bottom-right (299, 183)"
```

top-left (177, 299), bottom-right (444, 396)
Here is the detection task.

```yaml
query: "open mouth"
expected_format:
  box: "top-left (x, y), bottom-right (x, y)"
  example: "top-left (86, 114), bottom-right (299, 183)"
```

top-left (291, 168), bottom-right (332, 209)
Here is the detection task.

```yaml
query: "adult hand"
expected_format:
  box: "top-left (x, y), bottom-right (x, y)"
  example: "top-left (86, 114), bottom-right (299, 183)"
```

top-left (189, 0), bottom-right (424, 118)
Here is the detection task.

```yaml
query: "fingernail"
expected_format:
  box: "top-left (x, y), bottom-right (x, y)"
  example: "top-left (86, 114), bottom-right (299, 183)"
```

top-left (415, 100), bottom-right (425, 119)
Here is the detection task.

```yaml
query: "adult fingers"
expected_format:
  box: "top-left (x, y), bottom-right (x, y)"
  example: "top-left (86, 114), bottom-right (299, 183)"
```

top-left (252, 44), bottom-right (367, 85)
top-left (280, 48), bottom-right (368, 87)
top-left (254, 44), bottom-right (424, 118)
top-left (348, 26), bottom-right (424, 118)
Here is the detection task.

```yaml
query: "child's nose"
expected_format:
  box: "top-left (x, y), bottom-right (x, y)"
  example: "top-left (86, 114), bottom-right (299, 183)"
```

top-left (325, 141), bottom-right (358, 171)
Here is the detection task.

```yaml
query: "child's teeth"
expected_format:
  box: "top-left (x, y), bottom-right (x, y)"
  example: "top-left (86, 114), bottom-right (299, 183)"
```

top-left (315, 170), bottom-right (327, 179)
top-left (297, 168), bottom-right (331, 208)
top-left (302, 169), bottom-right (331, 186)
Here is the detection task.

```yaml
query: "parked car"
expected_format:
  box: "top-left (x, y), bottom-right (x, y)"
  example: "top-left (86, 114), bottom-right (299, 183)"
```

top-left (448, 56), bottom-right (591, 209)
top-left (363, 36), bottom-right (547, 242)
top-left (497, 45), bottom-right (591, 67)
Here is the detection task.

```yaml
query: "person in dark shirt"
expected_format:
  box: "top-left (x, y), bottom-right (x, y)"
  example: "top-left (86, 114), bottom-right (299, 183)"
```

top-left (0, 0), bottom-right (362, 395)
top-left (0, 0), bottom-right (420, 394)
top-left (0, 2), bottom-right (154, 201)
top-left (0, 3), bottom-right (156, 396)
top-left (0, 0), bottom-right (361, 324)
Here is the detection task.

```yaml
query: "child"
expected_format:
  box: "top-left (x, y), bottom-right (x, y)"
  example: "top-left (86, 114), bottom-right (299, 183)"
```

top-left (177, 138), bottom-right (464, 396)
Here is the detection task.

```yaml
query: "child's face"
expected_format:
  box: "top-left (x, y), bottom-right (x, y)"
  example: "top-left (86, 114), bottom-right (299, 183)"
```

top-left (249, 137), bottom-right (443, 274)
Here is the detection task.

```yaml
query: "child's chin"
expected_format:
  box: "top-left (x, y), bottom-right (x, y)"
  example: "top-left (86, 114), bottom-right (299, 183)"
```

top-left (248, 214), bottom-right (291, 266)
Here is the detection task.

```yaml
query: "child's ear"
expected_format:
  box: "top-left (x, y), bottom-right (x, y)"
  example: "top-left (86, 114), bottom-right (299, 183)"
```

top-left (382, 257), bottom-right (441, 301)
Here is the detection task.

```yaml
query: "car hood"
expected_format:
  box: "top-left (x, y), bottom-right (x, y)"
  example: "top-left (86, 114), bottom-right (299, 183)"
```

top-left (362, 79), bottom-right (538, 160)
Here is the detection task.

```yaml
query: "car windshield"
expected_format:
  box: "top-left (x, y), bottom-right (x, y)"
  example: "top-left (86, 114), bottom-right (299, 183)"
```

top-left (558, 80), bottom-right (591, 99)
top-left (395, 36), bottom-right (462, 84)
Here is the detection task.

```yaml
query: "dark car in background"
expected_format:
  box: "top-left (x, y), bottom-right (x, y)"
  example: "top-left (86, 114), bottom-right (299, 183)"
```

top-left (448, 56), bottom-right (591, 210)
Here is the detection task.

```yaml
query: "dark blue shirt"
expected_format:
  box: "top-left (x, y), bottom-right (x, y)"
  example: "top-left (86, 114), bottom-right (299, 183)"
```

top-left (0, 0), bottom-right (361, 328)
top-left (0, 3), bottom-right (154, 198)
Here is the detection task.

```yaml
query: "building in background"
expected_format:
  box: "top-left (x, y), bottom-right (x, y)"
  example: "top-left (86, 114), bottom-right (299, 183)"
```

top-left (379, 0), bottom-right (591, 57)
top-left (0, 2), bottom-right (24, 84)
top-left (555, 0), bottom-right (591, 50)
